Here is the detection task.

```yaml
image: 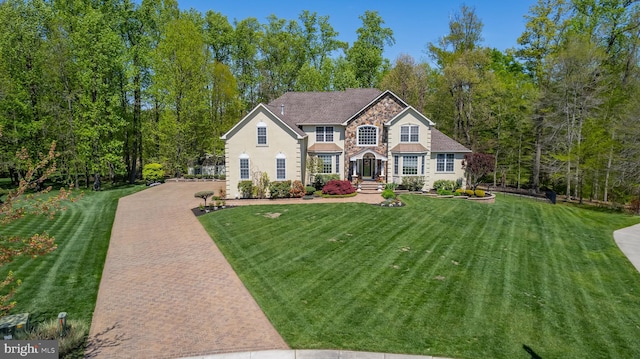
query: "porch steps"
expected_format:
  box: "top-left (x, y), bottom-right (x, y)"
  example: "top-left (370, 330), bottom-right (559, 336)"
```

top-left (358, 180), bottom-right (381, 194)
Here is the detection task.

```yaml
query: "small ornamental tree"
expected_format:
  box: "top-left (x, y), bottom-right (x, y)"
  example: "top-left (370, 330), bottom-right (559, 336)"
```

top-left (462, 153), bottom-right (496, 190)
top-left (194, 191), bottom-right (215, 207)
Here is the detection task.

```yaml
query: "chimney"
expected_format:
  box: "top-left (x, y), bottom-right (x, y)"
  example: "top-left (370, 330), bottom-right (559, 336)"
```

top-left (281, 104), bottom-right (284, 115)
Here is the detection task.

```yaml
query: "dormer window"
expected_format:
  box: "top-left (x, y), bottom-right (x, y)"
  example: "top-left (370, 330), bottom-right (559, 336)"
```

top-left (257, 122), bottom-right (267, 145)
top-left (357, 125), bottom-right (377, 146)
top-left (400, 125), bottom-right (419, 142)
top-left (316, 126), bottom-right (334, 142)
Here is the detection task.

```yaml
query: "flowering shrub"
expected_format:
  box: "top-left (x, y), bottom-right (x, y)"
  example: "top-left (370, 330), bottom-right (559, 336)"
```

top-left (289, 180), bottom-right (305, 198)
top-left (322, 179), bottom-right (356, 195)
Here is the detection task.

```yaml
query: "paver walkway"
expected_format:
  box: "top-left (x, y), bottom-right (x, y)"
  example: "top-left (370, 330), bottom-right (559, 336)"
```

top-left (86, 182), bottom-right (289, 359)
top-left (87, 181), bottom-right (383, 359)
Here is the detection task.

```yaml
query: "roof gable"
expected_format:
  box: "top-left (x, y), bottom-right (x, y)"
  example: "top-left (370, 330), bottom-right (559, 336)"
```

top-left (221, 104), bottom-right (305, 140)
top-left (385, 106), bottom-right (436, 127)
top-left (341, 90), bottom-right (409, 126)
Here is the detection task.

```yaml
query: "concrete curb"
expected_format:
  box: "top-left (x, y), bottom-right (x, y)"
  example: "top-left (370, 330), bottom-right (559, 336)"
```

top-left (614, 223), bottom-right (640, 273)
top-left (179, 349), bottom-right (454, 359)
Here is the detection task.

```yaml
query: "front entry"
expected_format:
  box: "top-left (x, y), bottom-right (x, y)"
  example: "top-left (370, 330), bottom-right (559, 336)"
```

top-left (363, 158), bottom-right (372, 177)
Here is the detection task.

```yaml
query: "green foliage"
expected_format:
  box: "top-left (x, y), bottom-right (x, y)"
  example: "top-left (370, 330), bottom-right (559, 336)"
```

top-left (194, 190), bottom-right (215, 206)
top-left (313, 174), bottom-right (340, 190)
top-left (437, 189), bottom-right (453, 196)
top-left (475, 189), bottom-right (486, 197)
top-left (401, 176), bottom-right (425, 191)
top-left (433, 179), bottom-right (459, 191)
top-left (269, 181), bottom-right (292, 199)
top-left (384, 182), bottom-right (399, 191)
top-left (238, 181), bottom-right (254, 199)
top-left (16, 319), bottom-right (88, 357)
top-left (305, 186), bottom-right (316, 196)
top-left (465, 189), bottom-right (475, 196)
top-left (255, 172), bottom-right (270, 199)
top-left (381, 189), bottom-right (396, 200)
top-left (142, 163), bottom-right (165, 183)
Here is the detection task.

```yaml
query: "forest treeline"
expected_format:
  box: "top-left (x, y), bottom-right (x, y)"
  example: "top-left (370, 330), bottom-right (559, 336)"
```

top-left (0, 0), bottom-right (638, 204)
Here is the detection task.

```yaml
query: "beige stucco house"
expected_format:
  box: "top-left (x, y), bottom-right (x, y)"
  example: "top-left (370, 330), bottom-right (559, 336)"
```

top-left (221, 89), bottom-right (471, 197)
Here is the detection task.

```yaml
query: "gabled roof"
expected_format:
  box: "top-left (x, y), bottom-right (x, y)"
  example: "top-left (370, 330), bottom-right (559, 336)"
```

top-left (341, 89), bottom-right (409, 126)
top-left (385, 106), bottom-right (435, 127)
top-left (265, 88), bottom-right (383, 127)
top-left (431, 128), bottom-right (472, 153)
top-left (221, 103), bottom-right (305, 140)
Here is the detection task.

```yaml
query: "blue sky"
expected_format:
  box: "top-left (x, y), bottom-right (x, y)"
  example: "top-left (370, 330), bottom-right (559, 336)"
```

top-left (179, 1), bottom-right (537, 63)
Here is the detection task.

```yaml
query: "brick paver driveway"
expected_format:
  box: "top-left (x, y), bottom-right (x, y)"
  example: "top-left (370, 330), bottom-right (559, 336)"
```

top-left (86, 182), bottom-right (288, 359)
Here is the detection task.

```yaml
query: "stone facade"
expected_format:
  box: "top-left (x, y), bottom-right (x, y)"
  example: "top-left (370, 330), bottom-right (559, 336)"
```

top-left (343, 94), bottom-right (406, 178)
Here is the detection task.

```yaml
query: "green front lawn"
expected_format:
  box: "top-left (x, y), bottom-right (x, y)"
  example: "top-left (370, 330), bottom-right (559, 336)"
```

top-left (0, 185), bottom-right (145, 324)
top-left (200, 194), bottom-right (640, 359)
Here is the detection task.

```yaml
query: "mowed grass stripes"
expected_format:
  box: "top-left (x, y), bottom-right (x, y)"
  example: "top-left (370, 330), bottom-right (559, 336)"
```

top-left (200, 194), bottom-right (640, 359)
top-left (0, 185), bottom-right (145, 324)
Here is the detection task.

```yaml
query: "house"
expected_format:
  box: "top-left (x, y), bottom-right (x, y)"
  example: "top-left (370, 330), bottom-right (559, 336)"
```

top-left (221, 89), bottom-right (471, 197)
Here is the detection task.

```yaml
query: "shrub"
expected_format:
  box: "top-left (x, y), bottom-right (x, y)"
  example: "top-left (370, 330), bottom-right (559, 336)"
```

top-left (218, 174), bottom-right (226, 180)
top-left (322, 179), bottom-right (356, 195)
top-left (437, 189), bottom-right (453, 196)
top-left (194, 190), bottom-right (215, 206)
top-left (475, 189), bottom-right (486, 197)
top-left (401, 176), bottom-right (425, 191)
top-left (381, 189), bottom-right (396, 200)
top-left (433, 179), bottom-right (458, 191)
top-left (256, 172), bottom-right (270, 199)
top-left (16, 319), bottom-right (87, 357)
top-left (465, 189), bottom-right (475, 196)
top-left (142, 163), bottom-right (164, 183)
top-left (219, 188), bottom-right (226, 199)
top-left (269, 181), bottom-right (292, 199)
top-left (238, 181), bottom-right (254, 198)
top-left (314, 174), bottom-right (340, 190)
top-left (290, 180), bottom-right (305, 198)
top-left (455, 188), bottom-right (464, 194)
top-left (305, 186), bottom-right (316, 196)
top-left (385, 182), bottom-right (399, 191)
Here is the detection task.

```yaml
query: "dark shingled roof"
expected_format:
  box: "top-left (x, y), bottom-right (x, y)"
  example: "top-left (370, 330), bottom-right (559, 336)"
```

top-left (307, 143), bottom-right (343, 152)
top-left (265, 88), bottom-right (383, 127)
top-left (431, 128), bottom-right (472, 153)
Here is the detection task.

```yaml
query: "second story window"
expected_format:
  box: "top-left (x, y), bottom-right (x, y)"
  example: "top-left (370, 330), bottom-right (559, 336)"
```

top-left (357, 126), bottom-right (377, 146)
top-left (400, 125), bottom-right (419, 142)
top-left (257, 122), bottom-right (267, 145)
top-left (316, 126), bottom-right (334, 142)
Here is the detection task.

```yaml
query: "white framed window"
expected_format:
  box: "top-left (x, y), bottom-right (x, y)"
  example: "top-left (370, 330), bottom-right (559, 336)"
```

top-left (394, 155), bottom-right (399, 175)
top-left (402, 155), bottom-right (418, 175)
top-left (318, 154), bottom-right (333, 173)
top-left (257, 122), bottom-right (267, 145)
top-left (436, 153), bottom-right (455, 172)
top-left (240, 155), bottom-right (250, 179)
top-left (335, 154), bottom-right (340, 174)
top-left (400, 125), bottom-right (419, 142)
top-left (276, 154), bottom-right (286, 180)
top-left (316, 126), bottom-right (334, 142)
top-left (357, 126), bottom-right (377, 146)
top-left (421, 155), bottom-right (425, 175)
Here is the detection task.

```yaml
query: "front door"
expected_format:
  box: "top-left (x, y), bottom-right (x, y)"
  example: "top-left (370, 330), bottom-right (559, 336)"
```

top-left (363, 159), bottom-right (372, 177)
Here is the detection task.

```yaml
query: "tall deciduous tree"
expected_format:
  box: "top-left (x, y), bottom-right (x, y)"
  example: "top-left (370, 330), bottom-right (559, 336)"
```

top-left (347, 10), bottom-right (395, 88)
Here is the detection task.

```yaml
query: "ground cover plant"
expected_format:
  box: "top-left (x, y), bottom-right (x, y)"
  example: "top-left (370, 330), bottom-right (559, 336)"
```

top-left (0, 184), bottom-right (144, 342)
top-left (200, 194), bottom-right (640, 359)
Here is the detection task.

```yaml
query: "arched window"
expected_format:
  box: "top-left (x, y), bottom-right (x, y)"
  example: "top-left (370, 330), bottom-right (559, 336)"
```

top-left (256, 121), bottom-right (267, 145)
top-left (357, 126), bottom-right (377, 146)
